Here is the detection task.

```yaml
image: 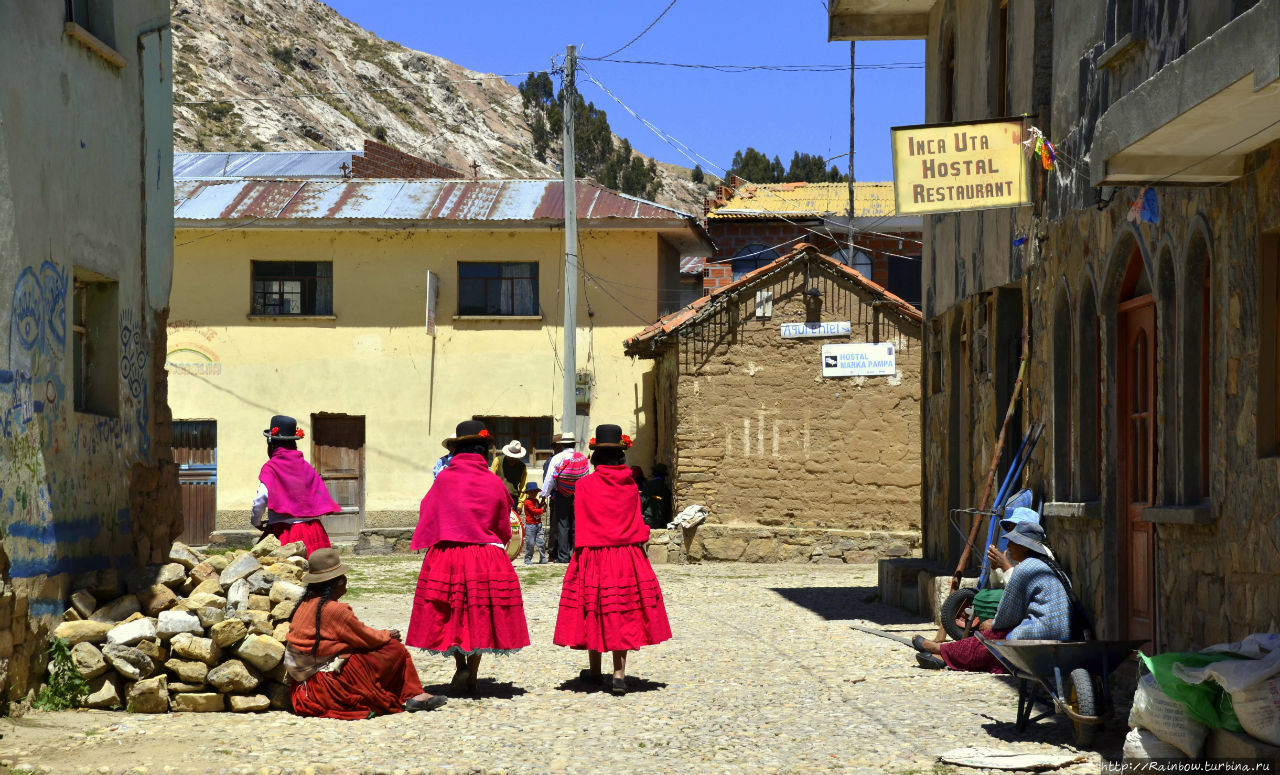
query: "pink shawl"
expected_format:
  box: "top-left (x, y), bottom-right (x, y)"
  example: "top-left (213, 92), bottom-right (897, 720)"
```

top-left (258, 448), bottom-right (341, 519)
top-left (574, 465), bottom-right (651, 548)
top-left (412, 453), bottom-right (513, 550)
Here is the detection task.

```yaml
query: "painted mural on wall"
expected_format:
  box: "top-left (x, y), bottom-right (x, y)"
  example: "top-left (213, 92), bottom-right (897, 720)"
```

top-left (2, 261), bottom-right (138, 615)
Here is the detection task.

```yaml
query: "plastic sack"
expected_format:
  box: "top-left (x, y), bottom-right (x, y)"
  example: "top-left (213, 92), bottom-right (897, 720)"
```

top-left (1230, 674), bottom-right (1280, 746)
top-left (1121, 727), bottom-right (1187, 762)
top-left (1129, 671), bottom-right (1209, 758)
top-left (1140, 652), bottom-right (1243, 731)
top-left (972, 588), bottom-right (1003, 621)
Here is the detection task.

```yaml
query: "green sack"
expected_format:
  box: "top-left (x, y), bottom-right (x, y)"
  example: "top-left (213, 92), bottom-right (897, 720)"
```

top-left (972, 588), bottom-right (1003, 621)
top-left (1139, 651), bottom-right (1244, 731)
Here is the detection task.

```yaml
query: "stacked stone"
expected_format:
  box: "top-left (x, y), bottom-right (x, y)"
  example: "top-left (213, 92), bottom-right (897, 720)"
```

top-left (49, 537), bottom-right (309, 714)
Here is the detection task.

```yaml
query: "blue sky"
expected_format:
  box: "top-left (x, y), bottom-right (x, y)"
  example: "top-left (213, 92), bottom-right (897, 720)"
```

top-left (323, 0), bottom-right (924, 182)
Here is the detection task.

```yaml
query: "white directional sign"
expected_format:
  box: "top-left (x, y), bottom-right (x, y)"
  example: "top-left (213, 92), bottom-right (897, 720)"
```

top-left (821, 342), bottom-right (897, 377)
top-left (780, 321), bottom-right (851, 339)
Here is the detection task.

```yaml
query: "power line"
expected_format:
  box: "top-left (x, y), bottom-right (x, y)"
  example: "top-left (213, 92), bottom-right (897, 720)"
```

top-left (591, 0), bottom-right (679, 61)
top-left (581, 58), bottom-right (924, 73)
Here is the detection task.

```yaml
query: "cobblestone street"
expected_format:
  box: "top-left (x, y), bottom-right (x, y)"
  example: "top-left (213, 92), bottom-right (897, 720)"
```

top-left (2, 559), bottom-right (1121, 774)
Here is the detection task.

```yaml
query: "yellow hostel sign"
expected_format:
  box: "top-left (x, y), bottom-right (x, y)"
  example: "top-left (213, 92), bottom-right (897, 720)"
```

top-left (890, 119), bottom-right (1029, 215)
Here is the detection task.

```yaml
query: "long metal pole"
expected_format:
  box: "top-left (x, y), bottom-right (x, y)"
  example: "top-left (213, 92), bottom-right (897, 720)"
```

top-left (561, 45), bottom-right (579, 436)
top-left (847, 41), bottom-right (856, 258)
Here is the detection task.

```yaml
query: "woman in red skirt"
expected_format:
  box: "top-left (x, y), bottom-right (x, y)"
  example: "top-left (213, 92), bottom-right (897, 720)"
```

top-left (406, 420), bottom-right (530, 695)
top-left (251, 415), bottom-right (339, 556)
top-left (554, 424), bottom-right (672, 695)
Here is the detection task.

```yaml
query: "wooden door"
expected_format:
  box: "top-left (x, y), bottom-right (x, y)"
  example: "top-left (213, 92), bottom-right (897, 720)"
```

top-left (311, 415), bottom-right (366, 543)
top-left (1118, 297), bottom-right (1156, 644)
top-left (172, 420), bottom-right (217, 545)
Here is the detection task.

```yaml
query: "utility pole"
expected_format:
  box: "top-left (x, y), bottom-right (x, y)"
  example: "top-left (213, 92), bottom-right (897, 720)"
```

top-left (847, 41), bottom-right (856, 260)
top-left (561, 45), bottom-right (579, 438)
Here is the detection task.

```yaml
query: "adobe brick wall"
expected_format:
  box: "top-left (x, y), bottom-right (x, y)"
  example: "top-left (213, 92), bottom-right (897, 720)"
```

top-left (658, 258), bottom-right (923, 552)
top-left (351, 139), bottom-right (463, 179)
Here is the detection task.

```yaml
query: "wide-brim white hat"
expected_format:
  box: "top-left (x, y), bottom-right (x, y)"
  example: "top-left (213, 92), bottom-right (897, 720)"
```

top-left (501, 440), bottom-right (526, 458)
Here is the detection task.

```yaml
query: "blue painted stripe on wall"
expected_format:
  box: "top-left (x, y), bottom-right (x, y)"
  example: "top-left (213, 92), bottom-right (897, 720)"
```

top-left (28, 599), bottom-right (67, 618)
top-left (6, 552), bottom-right (131, 579)
top-left (6, 516), bottom-right (103, 543)
top-left (0, 370), bottom-right (13, 384)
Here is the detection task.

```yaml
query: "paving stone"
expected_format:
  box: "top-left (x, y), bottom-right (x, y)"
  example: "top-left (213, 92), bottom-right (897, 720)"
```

top-left (210, 618), bottom-right (248, 648)
top-left (70, 642), bottom-right (108, 680)
top-left (268, 580), bottom-right (305, 604)
top-left (137, 584), bottom-right (179, 617)
top-left (227, 694), bottom-right (270, 713)
top-left (168, 542), bottom-right (205, 570)
top-left (100, 644), bottom-right (155, 680)
top-left (106, 618), bottom-right (157, 647)
top-left (52, 620), bottom-right (112, 645)
top-left (219, 554), bottom-right (262, 587)
top-left (207, 660), bottom-right (259, 693)
top-left (126, 675), bottom-right (169, 713)
top-left (164, 658), bottom-right (208, 684)
top-left (82, 673), bottom-right (121, 709)
top-left (156, 610), bottom-right (203, 640)
top-left (169, 633), bottom-right (220, 666)
top-left (245, 569), bottom-right (277, 595)
top-left (171, 693), bottom-right (224, 712)
top-left (234, 634), bottom-right (284, 672)
top-left (250, 535), bottom-right (282, 558)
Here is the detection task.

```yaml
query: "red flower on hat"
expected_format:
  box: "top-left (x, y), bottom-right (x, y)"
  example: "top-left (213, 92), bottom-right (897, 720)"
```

top-left (621, 434), bottom-right (633, 448)
top-left (271, 427), bottom-right (280, 435)
top-left (296, 428), bottom-right (305, 439)
top-left (478, 429), bottom-right (491, 439)
top-left (589, 437), bottom-right (597, 446)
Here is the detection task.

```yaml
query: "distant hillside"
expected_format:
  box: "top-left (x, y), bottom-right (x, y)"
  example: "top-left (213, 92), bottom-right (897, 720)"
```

top-left (171, 0), bottom-right (712, 213)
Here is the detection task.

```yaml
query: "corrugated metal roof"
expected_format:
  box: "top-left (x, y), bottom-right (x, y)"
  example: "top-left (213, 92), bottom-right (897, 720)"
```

top-left (679, 256), bottom-right (705, 275)
top-left (173, 178), bottom-right (697, 222)
top-left (706, 181), bottom-right (897, 220)
top-left (625, 243), bottom-right (921, 355)
top-left (174, 151), bottom-right (360, 179)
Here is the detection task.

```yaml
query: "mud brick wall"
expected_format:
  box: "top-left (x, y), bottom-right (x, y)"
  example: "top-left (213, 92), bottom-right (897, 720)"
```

top-left (660, 259), bottom-right (922, 537)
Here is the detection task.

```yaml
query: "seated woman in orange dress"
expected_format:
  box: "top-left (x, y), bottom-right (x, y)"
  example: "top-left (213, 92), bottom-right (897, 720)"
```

top-left (287, 549), bottom-right (446, 719)
top-left (553, 424), bottom-right (672, 695)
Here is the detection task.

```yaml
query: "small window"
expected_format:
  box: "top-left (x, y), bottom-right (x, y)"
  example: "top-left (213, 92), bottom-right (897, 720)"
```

top-left (731, 244), bottom-right (779, 280)
top-left (458, 262), bottom-right (539, 316)
top-left (251, 261), bottom-right (332, 316)
top-left (473, 416), bottom-right (553, 465)
top-left (1107, 0), bottom-right (1134, 45)
top-left (66, 0), bottom-right (115, 48)
top-left (73, 268), bottom-right (119, 416)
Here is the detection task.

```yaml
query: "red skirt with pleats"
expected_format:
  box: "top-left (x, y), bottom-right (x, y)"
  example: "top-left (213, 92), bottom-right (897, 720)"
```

top-left (554, 544), bottom-right (672, 652)
top-left (405, 543), bottom-right (529, 655)
top-left (939, 629), bottom-right (1011, 673)
top-left (266, 519), bottom-right (331, 557)
top-left (290, 639), bottom-right (423, 720)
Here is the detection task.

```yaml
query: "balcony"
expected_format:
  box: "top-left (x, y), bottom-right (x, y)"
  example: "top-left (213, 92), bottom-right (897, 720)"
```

top-left (1091, 0), bottom-right (1280, 186)
top-left (827, 0), bottom-right (931, 41)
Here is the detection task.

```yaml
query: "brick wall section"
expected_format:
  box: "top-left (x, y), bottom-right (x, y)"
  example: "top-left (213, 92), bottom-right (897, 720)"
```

top-left (661, 258), bottom-right (923, 538)
top-left (350, 139), bottom-right (463, 179)
top-left (703, 219), bottom-right (918, 293)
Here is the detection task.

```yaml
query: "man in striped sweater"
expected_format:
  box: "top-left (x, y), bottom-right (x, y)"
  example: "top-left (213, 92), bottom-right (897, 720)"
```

top-left (541, 433), bottom-right (590, 562)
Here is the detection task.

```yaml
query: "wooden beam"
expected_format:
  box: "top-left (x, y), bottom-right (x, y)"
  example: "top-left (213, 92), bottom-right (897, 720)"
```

top-left (828, 13), bottom-right (929, 41)
top-left (64, 22), bottom-right (127, 69)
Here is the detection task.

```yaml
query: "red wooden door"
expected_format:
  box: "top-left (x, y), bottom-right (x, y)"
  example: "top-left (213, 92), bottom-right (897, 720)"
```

top-left (311, 415), bottom-right (366, 543)
top-left (173, 420), bottom-right (217, 545)
top-left (1118, 296), bottom-right (1156, 644)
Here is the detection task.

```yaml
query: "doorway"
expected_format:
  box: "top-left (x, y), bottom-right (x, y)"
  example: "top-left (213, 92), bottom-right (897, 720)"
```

top-left (1116, 251), bottom-right (1156, 645)
top-left (311, 414), bottom-right (366, 543)
top-left (173, 420), bottom-right (217, 545)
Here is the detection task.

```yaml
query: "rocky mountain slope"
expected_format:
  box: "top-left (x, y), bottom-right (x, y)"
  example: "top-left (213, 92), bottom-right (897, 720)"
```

top-left (171, 0), bottom-right (710, 213)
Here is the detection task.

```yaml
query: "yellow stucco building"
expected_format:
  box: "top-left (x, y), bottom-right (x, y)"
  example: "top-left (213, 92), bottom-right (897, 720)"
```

top-left (169, 167), bottom-right (711, 542)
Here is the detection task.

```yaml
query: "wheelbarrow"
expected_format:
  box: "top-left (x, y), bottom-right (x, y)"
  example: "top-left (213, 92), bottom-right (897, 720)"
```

top-left (977, 634), bottom-right (1146, 749)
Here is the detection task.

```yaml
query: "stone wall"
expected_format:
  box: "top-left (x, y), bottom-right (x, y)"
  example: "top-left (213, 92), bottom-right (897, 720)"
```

top-left (660, 255), bottom-right (923, 542)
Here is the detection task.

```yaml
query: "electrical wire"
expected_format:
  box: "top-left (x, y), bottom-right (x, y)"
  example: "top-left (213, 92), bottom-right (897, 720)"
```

top-left (581, 58), bottom-right (924, 73)
top-left (590, 0), bottom-right (679, 61)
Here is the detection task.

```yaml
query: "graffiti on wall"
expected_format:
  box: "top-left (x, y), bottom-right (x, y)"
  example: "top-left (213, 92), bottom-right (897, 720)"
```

top-left (120, 318), bottom-right (151, 459)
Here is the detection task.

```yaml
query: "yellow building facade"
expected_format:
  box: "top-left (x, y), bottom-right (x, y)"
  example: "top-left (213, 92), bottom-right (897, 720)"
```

top-left (169, 176), bottom-right (710, 541)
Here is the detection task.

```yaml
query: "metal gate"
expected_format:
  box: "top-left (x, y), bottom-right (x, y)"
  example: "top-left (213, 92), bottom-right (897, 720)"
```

top-left (173, 420), bottom-right (217, 545)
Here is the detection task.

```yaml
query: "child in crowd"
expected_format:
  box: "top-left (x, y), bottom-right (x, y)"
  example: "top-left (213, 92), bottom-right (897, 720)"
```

top-left (522, 482), bottom-right (547, 564)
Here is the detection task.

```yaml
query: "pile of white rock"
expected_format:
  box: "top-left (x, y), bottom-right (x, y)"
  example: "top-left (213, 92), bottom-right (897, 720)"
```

top-left (50, 537), bottom-right (310, 713)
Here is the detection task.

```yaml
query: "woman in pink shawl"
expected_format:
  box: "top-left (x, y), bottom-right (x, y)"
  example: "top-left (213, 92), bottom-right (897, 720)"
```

top-left (553, 424), bottom-right (671, 696)
top-left (252, 415), bottom-right (340, 557)
top-left (406, 420), bottom-right (530, 695)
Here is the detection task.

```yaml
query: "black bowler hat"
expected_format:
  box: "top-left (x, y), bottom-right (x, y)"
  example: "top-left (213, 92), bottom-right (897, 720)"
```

top-left (443, 419), bottom-right (495, 449)
top-left (589, 424), bottom-right (632, 450)
top-left (264, 415), bottom-right (304, 441)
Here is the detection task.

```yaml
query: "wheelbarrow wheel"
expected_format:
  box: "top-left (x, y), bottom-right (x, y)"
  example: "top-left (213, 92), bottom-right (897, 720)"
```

top-left (1068, 668), bottom-right (1098, 749)
top-left (941, 588), bottom-right (978, 641)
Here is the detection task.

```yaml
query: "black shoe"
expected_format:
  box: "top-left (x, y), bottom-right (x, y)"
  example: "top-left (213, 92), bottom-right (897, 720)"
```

top-left (405, 695), bottom-right (447, 712)
top-left (911, 635), bottom-right (929, 654)
top-left (578, 668), bottom-right (604, 685)
top-left (609, 677), bottom-right (627, 696)
top-left (916, 653), bottom-right (946, 670)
